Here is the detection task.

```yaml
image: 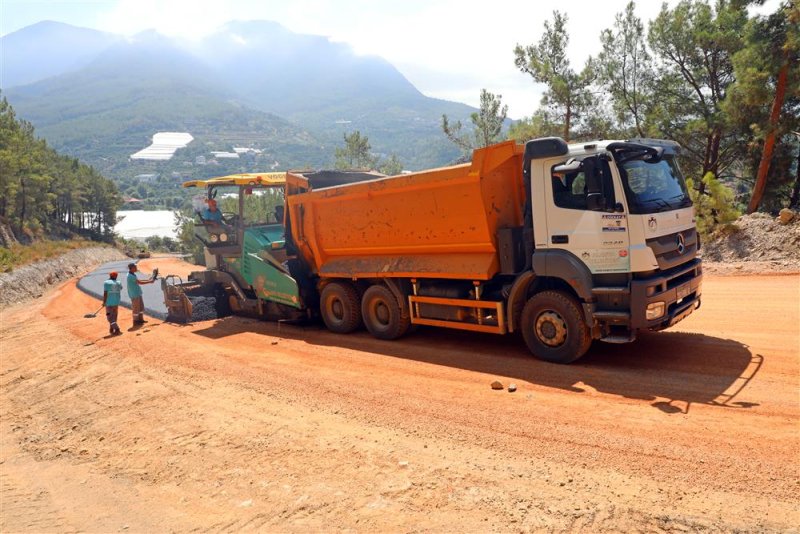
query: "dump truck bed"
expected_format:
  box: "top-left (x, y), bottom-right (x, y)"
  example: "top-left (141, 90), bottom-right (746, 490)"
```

top-left (286, 141), bottom-right (526, 280)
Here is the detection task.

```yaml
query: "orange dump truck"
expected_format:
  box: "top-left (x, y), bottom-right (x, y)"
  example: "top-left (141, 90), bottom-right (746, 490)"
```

top-left (283, 137), bottom-right (702, 363)
top-left (177, 137), bottom-right (702, 364)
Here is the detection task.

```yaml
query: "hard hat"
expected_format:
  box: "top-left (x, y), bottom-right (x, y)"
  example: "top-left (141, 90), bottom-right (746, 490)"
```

top-left (109, 271), bottom-right (118, 278)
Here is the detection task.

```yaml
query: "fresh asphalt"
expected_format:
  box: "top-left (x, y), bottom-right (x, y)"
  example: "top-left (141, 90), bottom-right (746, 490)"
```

top-left (77, 260), bottom-right (168, 319)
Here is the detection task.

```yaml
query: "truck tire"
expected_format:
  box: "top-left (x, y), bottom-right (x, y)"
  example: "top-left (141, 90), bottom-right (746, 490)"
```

top-left (520, 290), bottom-right (591, 364)
top-left (320, 282), bottom-right (362, 334)
top-left (361, 285), bottom-right (411, 340)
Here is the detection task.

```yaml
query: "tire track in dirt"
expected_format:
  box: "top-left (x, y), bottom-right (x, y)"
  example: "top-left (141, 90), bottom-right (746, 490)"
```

top-left (0, 471), bottom-right (72, 533)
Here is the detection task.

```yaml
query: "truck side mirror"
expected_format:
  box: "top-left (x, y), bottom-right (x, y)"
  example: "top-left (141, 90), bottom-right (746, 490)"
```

top-left (587, 193), bottom-right (606, 211)
top-left (583, 156), bottom-right (606, 211)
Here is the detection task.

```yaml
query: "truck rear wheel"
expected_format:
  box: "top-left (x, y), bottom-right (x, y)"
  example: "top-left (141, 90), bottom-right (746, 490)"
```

top-left (320, 282), bottom-right (362, 334)
top-left (361, 285), bottom-right (410, 340)
top-left (520, 290), bottom-right (591, 364)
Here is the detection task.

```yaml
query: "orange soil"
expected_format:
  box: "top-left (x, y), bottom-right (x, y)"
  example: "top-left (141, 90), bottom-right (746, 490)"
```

top-left (1, 265), bottom-right (798, 532)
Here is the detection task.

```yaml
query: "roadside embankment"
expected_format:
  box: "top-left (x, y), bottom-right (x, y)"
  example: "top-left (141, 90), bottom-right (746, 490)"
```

top-left (702, 211), bottom-right (800, 275)
top-left (0, 246), bottom-right (126, 307)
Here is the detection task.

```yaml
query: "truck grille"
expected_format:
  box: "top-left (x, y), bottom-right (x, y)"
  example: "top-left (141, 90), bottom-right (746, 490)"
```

top-left (646, 228), bottom-right (698, 270)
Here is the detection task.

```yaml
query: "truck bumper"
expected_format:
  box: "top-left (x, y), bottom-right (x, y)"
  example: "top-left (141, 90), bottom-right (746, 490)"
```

top-left (630, 258), bottom-right (703, 331)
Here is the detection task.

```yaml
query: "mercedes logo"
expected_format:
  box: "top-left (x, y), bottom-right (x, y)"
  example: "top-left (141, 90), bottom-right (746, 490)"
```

top-left (676, 233), bottom-right (686, 254)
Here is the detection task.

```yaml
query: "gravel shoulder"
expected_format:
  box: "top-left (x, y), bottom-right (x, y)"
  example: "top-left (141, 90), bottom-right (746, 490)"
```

top-left (1, 265), bottom-right (798, 532)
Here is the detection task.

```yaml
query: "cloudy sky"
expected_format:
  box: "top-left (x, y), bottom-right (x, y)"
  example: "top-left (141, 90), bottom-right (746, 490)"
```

top-left (0, 0), bottom-right (781, 119)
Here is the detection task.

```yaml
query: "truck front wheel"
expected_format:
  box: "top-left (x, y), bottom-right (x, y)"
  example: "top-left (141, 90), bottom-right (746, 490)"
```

top-left (320, 282), bottom-right (362, 334)
top-left (361, 285), bottom-right (410, 340)
top-left (520, 290), bottom-right (591, 364)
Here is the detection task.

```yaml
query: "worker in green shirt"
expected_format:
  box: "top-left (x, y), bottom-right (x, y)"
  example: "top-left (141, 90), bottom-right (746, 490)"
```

top-left (102, 271), bottom-right (123, 335)
top-left (127, 263), bottom-right (156, 326)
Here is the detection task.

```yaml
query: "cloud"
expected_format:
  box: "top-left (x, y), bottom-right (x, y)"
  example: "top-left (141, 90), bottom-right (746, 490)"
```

top-left (4, 0), bottom-right (785, 118)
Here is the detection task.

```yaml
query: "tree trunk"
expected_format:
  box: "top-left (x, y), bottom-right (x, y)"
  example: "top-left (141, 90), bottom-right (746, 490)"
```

top-left (698, 128), bottom-right (722, 195)
top-left (635, 116), bottom-right (645, 138)
top-left (748, 60), bottom-right (789, 214)
top-left (789, 143), bottom-right (800, 209)
top-left (707, 129), bottom-right (721, 178)
top-left (19, 179), bottom-right (26, 233)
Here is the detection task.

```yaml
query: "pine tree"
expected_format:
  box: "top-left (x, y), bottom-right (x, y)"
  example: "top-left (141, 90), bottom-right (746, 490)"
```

top-left (514, 11), bottom-right (594, 141)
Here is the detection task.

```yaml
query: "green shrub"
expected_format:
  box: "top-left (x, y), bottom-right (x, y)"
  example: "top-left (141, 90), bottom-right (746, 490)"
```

top-left (687, 173), bottom-right (741, 237)
top-left (0, 247), bottom-right (20, 273)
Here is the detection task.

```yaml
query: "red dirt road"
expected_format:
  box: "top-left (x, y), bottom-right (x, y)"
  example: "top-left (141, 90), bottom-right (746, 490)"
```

top-left (1, 266), bottom-right (798, 532)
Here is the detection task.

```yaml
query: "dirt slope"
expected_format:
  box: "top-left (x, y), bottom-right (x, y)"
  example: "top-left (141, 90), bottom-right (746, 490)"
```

top-left (1, 269), bottom-right (798, 532)
top-left (702, 212), bottom-right (800, 275)
top-left (0, 246), bottom-right (125, 307)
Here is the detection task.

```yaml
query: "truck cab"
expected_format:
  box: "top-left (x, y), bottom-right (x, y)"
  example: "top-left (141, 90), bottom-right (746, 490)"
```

top-left (526, 138), bottom-right (701, 345)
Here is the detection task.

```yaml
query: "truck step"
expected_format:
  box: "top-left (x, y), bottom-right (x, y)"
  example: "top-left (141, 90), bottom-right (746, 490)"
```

top-left (593, 311), bottom-right (631, 321)
top-left (599, 333), bottom-right (637, 344)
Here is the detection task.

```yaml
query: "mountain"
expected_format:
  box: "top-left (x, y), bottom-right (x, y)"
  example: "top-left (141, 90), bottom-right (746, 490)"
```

top-left (198, 21), bottom-right (473, 165)
top-left (3, 20), bottom-right (476, 172)
top-left (5, 29), bottom-right (325, 177)
top-left (0, 21), bottom-right (120, 88)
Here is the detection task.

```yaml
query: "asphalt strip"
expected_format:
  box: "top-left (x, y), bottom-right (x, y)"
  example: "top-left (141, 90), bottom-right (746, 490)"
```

top-left (77, 260), bottom-right (168, 320)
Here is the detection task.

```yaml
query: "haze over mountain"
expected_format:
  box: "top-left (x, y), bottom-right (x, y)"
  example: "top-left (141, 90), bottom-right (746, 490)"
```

top-left (2, 20), bottom-right (475, 175)
top-left (1, 20), bottom-right (121, 87)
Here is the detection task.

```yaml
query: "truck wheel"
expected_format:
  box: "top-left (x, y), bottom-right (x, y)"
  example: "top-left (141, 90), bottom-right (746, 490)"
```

top-left (361, 285), bottom-right (410, 340)
top-left (320, 282), bottom-right (362, 334)
top-left (520, 290), bottom-right (591, 364)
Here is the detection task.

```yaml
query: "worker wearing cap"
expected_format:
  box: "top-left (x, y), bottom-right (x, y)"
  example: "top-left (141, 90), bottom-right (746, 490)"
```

top-left (201, 198), bottom-right (223, 222)
top-left (127, 263), bottom-right (155, 326)
top-left (102, 271), bottom-right (123, 335)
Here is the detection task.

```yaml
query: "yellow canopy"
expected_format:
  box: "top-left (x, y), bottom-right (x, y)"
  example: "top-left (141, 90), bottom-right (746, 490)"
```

top-left (182, 172), bottom-right (286, 188)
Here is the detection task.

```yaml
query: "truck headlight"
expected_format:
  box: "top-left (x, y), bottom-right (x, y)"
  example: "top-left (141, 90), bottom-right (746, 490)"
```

top-left (219, 233), bottom-right (228, 242)
top-left (646, 301), bottom-right (666, 320)
top-left (209, 234), bottom-right (219, 243)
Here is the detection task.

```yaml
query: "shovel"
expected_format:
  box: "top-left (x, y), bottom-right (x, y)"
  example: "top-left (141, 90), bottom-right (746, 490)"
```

top-left (84, 305), bottom-right (104, 318)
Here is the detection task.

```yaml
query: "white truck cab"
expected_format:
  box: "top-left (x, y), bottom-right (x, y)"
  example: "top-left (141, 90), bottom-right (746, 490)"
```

top-left (520, 137), bottom-right (702, 352)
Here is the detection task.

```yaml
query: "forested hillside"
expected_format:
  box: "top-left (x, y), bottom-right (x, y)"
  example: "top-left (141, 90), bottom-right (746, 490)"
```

top-left (4, 29), bottom-right (328, 185)
top-left (2, 21), bottom-right (472, 173)
top-left (0, 96), bottom-right (120, 242)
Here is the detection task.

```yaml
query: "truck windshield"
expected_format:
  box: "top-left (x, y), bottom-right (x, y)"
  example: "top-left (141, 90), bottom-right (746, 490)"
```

top-left (618, 157), bottom-right (692, 214)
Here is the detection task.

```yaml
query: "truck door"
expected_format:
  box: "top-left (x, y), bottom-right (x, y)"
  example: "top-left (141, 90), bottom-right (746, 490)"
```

top-left (544, 155), bottom-right (631, 275)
